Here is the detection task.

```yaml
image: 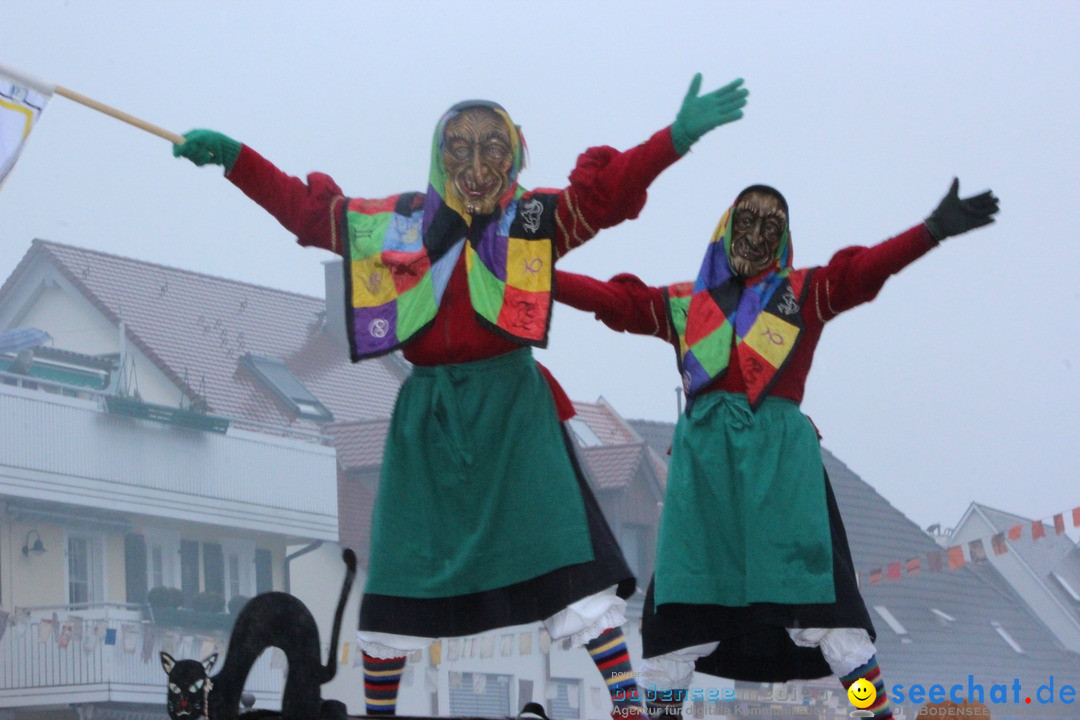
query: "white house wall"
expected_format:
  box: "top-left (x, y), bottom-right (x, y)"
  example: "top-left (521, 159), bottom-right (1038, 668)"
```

top-left (0, 385), bottom-right (338, 539)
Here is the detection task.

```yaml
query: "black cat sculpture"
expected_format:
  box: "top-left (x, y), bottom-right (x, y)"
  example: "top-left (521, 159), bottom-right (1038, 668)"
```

top-left (160, 548), bottom-right (356, 720)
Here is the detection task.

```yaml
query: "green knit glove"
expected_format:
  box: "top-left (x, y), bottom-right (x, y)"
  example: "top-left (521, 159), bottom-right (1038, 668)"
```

top-left (924, 177), bottom-right (1000, 242)
top-left (670, 73), bottom-right (748, 155)
top-left (172, 129), bottom-right (241, 171)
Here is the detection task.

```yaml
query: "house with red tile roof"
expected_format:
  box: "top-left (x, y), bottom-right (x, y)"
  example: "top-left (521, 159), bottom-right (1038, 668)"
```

top-left (0, 241), bottom-right (679, 719)
top-left (0, 240), bottom-right (407, 719)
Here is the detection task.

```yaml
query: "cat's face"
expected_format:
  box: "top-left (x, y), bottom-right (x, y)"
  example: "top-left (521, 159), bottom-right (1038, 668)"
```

top-left (161, 651), bottom-right (217, 720)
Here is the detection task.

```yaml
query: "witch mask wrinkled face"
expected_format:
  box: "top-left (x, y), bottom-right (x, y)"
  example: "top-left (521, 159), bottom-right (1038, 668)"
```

top-left (730, 190), bottom-right (787, 277)
top-left (442, 107), bottom-right (514, 216)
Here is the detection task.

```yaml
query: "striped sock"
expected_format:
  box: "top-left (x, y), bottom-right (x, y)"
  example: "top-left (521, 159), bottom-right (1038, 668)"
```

top-left (840, 655), bottom-right (893, 719)
top-left (585, 627), bottom-right (642, 713)
top-left (362, 652), bottom-right (406, 716)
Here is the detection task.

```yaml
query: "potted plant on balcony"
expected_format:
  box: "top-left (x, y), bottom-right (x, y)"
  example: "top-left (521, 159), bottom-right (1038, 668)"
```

top-left (189, 591), bottom-right (232, 631)
top-left (148, 589), bottom-right (233, 632)
top-left (146, 586), bottom-right (184, 626)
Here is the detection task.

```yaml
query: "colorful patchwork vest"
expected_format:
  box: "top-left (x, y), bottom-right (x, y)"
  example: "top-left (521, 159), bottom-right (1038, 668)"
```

top-left (341, 189), bottom-right (559, 360)
top-left (664, 204), bottom-right (812, 410)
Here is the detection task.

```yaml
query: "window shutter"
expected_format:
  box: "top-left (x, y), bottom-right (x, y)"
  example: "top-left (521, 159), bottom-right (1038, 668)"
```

top-left (203, 543), bottom-right (225, 595)
top-left (180, 540), bottom-right (200, 607)
top-left (124, 533), bottom-right (148, 603)
top-left (255, 548), bottom-right (272, 594)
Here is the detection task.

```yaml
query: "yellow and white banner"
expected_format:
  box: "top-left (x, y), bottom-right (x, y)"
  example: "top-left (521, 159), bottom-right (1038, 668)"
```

top-left (0, 64), bottom-right (54, 187)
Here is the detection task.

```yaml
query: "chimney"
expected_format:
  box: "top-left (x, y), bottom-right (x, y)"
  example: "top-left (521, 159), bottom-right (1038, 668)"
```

top-left (323, 259), bottom-right (349, 347)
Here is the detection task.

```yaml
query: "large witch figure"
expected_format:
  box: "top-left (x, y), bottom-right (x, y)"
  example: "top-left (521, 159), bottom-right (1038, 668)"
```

top-left (173, 75), bottom-right (747, 717)
top-left (556, 180), bottom-right (998, 718)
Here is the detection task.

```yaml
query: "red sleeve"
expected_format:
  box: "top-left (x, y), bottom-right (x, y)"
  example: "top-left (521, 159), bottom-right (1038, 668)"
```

top-left (810, 223), bottom-right (936, 322)
top-left (555, 270), bottom-right (674, 341)
top-left (226, 144), bottom-right (347, 255)
top-left (534, 361), bottom-right (576, 421)
top-left (551, 127), bottom-right (682, 258)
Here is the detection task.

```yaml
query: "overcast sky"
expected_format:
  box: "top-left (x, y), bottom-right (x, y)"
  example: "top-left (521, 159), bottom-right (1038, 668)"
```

top-left (1, 0), bottom-right (1077, 533)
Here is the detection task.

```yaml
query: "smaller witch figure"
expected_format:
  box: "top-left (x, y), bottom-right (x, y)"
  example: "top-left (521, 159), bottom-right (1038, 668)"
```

top-left (556, 179), bottom-right (998, 718)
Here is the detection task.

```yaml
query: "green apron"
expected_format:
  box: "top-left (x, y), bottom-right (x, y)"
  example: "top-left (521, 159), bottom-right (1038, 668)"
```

top-left (654, 392), bottom-right (834, 607)
top-left (365, 348), bottom-right (594, 598)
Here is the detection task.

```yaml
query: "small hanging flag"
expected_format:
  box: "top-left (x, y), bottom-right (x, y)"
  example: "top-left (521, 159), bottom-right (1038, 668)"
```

top-left (905, 557), bottom-right (921, 576)
top-left (429, 640), bottom-right (442, 666)
top-left (1054, 514), bottom-right (1066, 535)
top-left (969, 538), bottom-right (988, 564)
top-left (1032, 521), bottom-right (1046, 541)
top-left (519, 632), bottom-right (532, 656)
top-left (927, 551), bottom-right (944, 572)
top-left (38, 617), bottom-right (54, 644)
top-left (869, 567), bottom-right (883, 585)
top-left (946, 545), bottom-right (965, 570)
top-left (886, 562), bottom-right (902, 581)
top-left (1008, 524), bottom-right (1023, 541)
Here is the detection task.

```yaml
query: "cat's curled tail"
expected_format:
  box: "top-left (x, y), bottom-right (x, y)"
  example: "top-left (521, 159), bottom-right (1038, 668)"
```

top-left (320, 548), bottom-right (357, 683)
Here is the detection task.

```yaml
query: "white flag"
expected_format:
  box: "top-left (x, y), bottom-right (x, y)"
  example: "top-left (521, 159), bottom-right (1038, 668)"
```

top-left (0, 66), bottom-right (52, 187)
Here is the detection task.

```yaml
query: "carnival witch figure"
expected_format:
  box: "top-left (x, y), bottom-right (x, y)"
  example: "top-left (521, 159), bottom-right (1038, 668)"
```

top-left (556, 180), bottom-right (998, 718)
top-left (173, 74), bottom-right (747, 717)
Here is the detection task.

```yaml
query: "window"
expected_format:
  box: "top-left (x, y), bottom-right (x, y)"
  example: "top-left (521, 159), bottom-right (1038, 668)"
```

top-left (449, 672), bottom-right (511, 717)
top-left (145, 529), bottom-right (180, 589)
top-left (241, 354), bottom-right (333, 421)
top-left (930, 608), bottom-right (957, 626)
top-left (991, 621), bottom-right (1024, 654)
top-left (67, 532), bottom-right (104, 606)
top-left (568, 418), bottom-right (602, 447)
top-left (873, 605), bottom-right (909, 637)
top-left (547, 678), bottom-right (583, 720)
top-left (1051, 571), bottom-right (1080, 603)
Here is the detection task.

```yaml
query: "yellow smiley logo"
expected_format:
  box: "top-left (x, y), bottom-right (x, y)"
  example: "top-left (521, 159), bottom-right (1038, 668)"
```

top-left (847, 678), bottom-right (877, 709)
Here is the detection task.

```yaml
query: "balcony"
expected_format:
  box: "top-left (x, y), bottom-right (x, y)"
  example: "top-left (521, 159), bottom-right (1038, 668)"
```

top-left (0, 377), bottom-right (338, 541)
top-left (0, 604), bottom-right (282, 709)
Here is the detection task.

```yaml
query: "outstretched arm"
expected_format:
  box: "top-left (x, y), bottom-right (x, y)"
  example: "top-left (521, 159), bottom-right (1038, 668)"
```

top-left (554, 74), bottom-right (748, 257)
top-left (173, 129), bottom-right (346, 254)
top-left (812, 178), bottom-right (1000, 321)
top-left (556, 270), bottom-right (675, 341)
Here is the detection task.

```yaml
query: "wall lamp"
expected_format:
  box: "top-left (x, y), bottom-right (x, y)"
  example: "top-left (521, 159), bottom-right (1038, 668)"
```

top-left (22, 529), bottom-right (46, 557)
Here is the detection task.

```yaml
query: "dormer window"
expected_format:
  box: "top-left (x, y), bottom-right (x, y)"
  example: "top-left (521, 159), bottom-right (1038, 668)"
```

top-left (568, 418), bottom-right (603, 447)
top-left (1051, 571), bottom-right (1080, 604)
top-left (241, 354), bottom-right (333, 421)
top-left (873, 605), bottom-right (911, 643)
top-left (991, 621), bottom-right (1025, 654)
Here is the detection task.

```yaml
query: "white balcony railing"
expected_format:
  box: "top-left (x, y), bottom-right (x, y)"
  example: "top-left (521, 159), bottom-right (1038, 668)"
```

top-left (0, 381), bottom-right (338, 540)
top-left (0, 604), bottom-right (283, 709)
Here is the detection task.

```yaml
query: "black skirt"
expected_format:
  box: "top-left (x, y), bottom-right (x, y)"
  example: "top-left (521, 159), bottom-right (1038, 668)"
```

top-left (642, 467), bottom-right (874, 682)
top-left (359, 426), bottom-right (636, 638)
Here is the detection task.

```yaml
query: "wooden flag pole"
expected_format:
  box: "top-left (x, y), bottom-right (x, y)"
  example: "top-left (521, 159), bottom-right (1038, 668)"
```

top-left (0, 60), bottom-right (184, 145)
top-left (53, 85), bottom-right (185, 145)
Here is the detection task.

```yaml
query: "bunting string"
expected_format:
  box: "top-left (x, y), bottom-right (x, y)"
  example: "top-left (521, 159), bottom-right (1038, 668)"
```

top-left (859, 504), bottom-right (1080, 587)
